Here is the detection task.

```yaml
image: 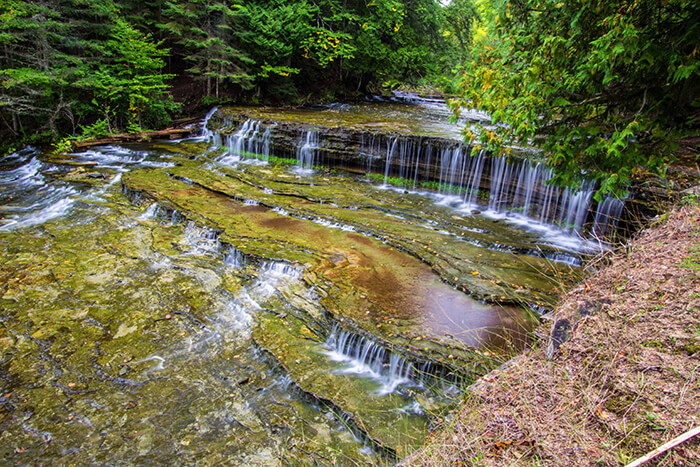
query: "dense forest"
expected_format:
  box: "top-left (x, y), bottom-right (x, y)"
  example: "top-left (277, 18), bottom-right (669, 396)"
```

top-left (1, 0), bottom-right (698, 192)
top-left (0, 0), bottom-right (475, 149)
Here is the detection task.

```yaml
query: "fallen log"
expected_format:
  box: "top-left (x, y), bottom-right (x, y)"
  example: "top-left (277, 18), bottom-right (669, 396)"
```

top-left (71, 127), bottom-right (194, 150)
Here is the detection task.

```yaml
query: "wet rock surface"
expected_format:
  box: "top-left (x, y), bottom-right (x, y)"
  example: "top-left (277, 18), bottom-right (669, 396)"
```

top-left (0, 109), bottom-right (598, 464)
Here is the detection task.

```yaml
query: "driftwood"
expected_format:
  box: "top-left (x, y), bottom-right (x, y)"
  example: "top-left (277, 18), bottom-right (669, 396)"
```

top-left (71, 127), bottom-right (194, 150)
top-left (624, 425), bottom-right (700, 467)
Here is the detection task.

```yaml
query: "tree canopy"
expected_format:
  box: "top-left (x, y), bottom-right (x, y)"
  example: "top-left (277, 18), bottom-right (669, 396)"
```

top-left (4, 0), bottom-right (696, 200)
top-left (1, 0), bottom-right (462, 149)
top-left (453, 0), bottom-right (700, 196)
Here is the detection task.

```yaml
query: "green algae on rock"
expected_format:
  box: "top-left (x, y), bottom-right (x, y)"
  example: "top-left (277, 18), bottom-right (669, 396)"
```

top-left (0, 105), bottom-right (600, 465)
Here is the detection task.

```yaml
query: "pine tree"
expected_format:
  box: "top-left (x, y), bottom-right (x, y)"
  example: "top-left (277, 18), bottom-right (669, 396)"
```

top-left (161, 0), bottom-right (253, 98)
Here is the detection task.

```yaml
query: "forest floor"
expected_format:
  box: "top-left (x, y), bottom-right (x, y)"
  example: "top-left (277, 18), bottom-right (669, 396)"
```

top-left (411, 177), bottom-right (700, 464)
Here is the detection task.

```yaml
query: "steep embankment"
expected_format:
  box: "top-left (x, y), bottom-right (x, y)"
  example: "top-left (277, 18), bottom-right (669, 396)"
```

top-left (411, 196), bottom-right (700, 465)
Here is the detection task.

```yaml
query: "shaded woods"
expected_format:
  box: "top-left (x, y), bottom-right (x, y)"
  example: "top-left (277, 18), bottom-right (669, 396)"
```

top-left (0, 0), bottom-right (472, 151)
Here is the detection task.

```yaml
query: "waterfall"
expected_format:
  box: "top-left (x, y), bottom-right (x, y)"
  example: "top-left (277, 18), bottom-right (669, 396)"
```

top-left (484, 156), bottom-right (600, 235)
top-left (200, 108), bottom-right (625, 239)
top-left (464, 149), bottom-right (486, 205)
top-left (202, 113), bottom-right (272, 163)
top-left (592, 195), bottom-right (626, 238)
top-left (363, 136), bottom-right (622, 239)
top-left (382, 137), bottom-right (399, 185)
top-left (261, 261), bottom-right (303, 280)
top-left (136, 203), bottom-right (162, 221)
top-left (325, 324), bottom-right (414, 395)
top-left (223, 246), bottom-right (246, 269)
top-left (360, 134), bottom-right (380, 174)
top-left (200, 107), bottom-right (219, 142)
top-left (222, 119), bottom-right (272, 163)
top-left (297, 130), bottom-right (320, 169)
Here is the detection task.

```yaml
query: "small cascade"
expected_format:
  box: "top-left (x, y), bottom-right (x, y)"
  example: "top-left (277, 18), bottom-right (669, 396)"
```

top-left (223, 119), bottom-right (272, 162)
top-left (200, 106), bottom-right (218, 141)
top-left (485, 156), bottom-right (599, 235)
top-left (382, 137), bottom-right (399, 185)
top-left (254, 261), bottom-right (304, 297)
top-left (592, 195), bottom-right (626, 238)
top-left (464, 149), bottom-right (486, 205)
top-left (414, 361), bottom-right (462, 395)
top-left (297, 130), bottom-right (320, 169)
top-left (182, 221), bottom-right (220, 254)
top-left (223, 246), bottom-right (246, 269)
top-left (200, 108), bottom-right (627, 240)
top-left (262, 261), bottom-right (303, 280)
top-left (355, 134), bottom-right (626, 239)
top-left (438, 146), bottom-right (466, 196)
top-left (203, 114), bottom-right (272, 163)
top-left (359, 134), bottom-right (385, 173)
top-left (325, 324), bottom-right (414, 395)
top-left (137, 203), bottom-right (159, 220)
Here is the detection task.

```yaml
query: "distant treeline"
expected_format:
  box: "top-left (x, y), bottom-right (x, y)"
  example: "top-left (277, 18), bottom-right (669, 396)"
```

top-left (0, 0), bottom-right (476, 149)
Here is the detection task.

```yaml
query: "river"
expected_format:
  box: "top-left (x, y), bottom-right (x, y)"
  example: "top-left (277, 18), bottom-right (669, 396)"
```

top-left (0, 96), bottom-right (622, 464)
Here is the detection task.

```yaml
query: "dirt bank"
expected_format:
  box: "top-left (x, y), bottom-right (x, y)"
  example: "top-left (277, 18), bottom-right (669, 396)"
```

top-left (411, 196), bottom-right (700, 466)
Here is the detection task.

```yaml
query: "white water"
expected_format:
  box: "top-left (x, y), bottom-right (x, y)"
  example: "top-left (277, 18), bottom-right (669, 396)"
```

top-left (325, 324), bottom-right (415, 395)
top-left (297, 130), bottom-right (320, 170)
top-left (0, 151), bottom-right (79, 231)
top-left (222, 119), bottom-right (272, 163)
top-left (200, 108), bottom-right (625, 247)
top-left (204, 116), bottom-right (274, 166)
top-left (199, 106), bottom-right (219, 142)
top-left (224, 246), bottom-right (246, 269)
top-left (137, 203), bottom-right (159, 220)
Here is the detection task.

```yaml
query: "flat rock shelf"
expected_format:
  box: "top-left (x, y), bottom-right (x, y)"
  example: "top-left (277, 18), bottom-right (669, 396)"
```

top-left (0, 100), bottom-right (622, 465)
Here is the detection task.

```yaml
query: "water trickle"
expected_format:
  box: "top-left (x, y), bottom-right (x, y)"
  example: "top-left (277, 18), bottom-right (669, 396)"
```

top-left (297, 130), bottom-right (320, 169)
top-left (325, 325), bottom-right (414, 395)
top-left (223, 246), bottom-right (246, 269)
top-left (137, 203), bottom-right (159, 220)
top-left (200, 106), bottom-right (219, 142)
top-left (592, 195), bottom-right (626, 238)
top-left (382, 137), bottom-right (399, 185)
top-left (181, 221), bottom-right (220, 255)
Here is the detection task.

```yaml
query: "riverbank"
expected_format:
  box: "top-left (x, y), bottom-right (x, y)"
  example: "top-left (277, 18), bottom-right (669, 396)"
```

top-left (410, 192), bottom-right (700, 465)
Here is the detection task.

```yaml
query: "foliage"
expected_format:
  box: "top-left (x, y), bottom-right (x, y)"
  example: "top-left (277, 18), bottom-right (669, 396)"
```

top-left (441, 0), bottom-right (480, 63)
top-left (0, 0), bottom-right (471, 150)
top-left (453, 0), bottom-right (700, 197)
top-left (0, 0), bottom-right (177, 146)
top-left (85, 18), bottom-right (180, 130)
top-left (160, 0), bottom-right (254, 98)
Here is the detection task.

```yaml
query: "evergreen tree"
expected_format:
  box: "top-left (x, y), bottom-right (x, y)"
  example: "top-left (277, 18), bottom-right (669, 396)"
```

top-left (161, 0), bottom-right (254, 98)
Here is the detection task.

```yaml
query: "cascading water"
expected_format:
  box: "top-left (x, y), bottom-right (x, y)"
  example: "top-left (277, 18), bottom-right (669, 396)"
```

top-left (297, 130), bottom-right (320, 169)
top-left (5, 100), bottom-right (636, 465)
top-left (200, 106), bottom-right (219, 142)
top-left (202, 114), bottom-right (273, 164)
top-left (592, 195), bottom-right (626, 238)
top-left (325, 324), bottom-right (414, 395)
top-left (483, 157), bottom-right (601, 235)
top-left (223, 119), bottom-right (272, 163)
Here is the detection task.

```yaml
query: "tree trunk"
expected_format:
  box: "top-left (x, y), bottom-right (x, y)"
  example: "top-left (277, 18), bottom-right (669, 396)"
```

top-left (207, 58), bottom-right (212, 97)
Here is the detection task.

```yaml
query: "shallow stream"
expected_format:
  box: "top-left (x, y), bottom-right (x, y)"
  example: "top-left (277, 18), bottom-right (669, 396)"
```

top-left (0, 99), bottom-right (610, 464)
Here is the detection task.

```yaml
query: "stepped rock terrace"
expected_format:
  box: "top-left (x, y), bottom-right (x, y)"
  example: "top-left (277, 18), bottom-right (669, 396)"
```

top-left (205, 103), bottom-right (625, 242)
top-left (0, 98), bottom-right (627, 464)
